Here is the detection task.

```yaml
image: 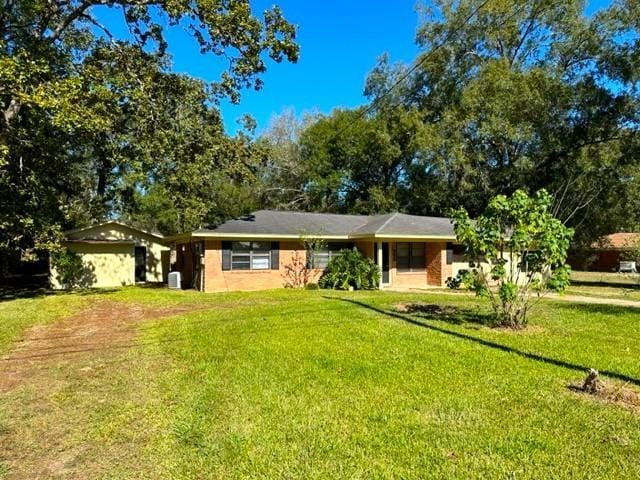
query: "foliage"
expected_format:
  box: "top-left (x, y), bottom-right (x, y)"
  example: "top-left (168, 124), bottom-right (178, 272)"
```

top-left (282, 250), bottom-right (311, 289)
top-left (318, 248), bottom-right (380, 290)
top-left (407, 0), bottom-right (640, 245)
top-left (452, 189), bottom-right (574, 327)
top-left (50, 249), bottom-right (89, 289)
top-left (0, 0), bottom-right (298, 260)
top-left (257, 0), bottom-right (640, 247)
top-left (295, 104), bottom-right (424, 214)
top-left (445, 269), bottom-right (468, 289)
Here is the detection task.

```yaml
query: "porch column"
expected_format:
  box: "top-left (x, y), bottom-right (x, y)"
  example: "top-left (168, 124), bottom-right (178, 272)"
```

top-left (377, 241), bottom-right (383, 289)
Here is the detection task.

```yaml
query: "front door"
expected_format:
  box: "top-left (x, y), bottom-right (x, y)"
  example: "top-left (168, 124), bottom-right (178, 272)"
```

top-left (135, 246), bottom-right (147, 282)
top-left (382, 242), bottom-right (390, 284)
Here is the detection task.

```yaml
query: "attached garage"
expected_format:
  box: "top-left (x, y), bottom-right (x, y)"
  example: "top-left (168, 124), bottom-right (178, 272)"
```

top-left (50, 222), bottom-right (170, 289)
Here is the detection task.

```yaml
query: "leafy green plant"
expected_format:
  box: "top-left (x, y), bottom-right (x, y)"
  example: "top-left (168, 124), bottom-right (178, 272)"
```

top-left (446, 269), bottom-right (469, 289)
top-left (452, 189), bottom-right (573, 328)
top-left (318, 248), bottom-right (380, 290)
top-left (304, 282), bottom-right (319, 290)
top-left (50, 249), bottom-right (87, 289)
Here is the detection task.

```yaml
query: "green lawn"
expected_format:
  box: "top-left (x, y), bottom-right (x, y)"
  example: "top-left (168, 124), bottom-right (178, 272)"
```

top-left (568, 270), bottom-right (640, 301)
top-left (1, 287), bottom-right (640, 479)
top-left (571, 270), bottom-right (640, 286)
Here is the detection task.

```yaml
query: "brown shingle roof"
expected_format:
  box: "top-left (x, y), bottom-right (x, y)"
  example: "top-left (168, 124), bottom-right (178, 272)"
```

top-left (592, 233), bottom-right (640, 250)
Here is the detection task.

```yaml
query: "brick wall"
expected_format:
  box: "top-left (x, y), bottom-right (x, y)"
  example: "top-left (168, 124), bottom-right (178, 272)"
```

top-left (426, 241), bottom-right (451, 287)
top-left (202, 240), bottom-right (324, 293)
top-left (195, 239), bottom-right (451, 292)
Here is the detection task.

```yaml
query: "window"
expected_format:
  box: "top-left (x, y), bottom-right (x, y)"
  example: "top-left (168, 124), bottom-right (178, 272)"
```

top-left (446, 242), bottom-right (466, 264)
top-left (396, 243), bottom-right (426, 272)
top-left (307, 242), bottom-right (354, 269)
top-left (231, 241), bottom-right (271, 270)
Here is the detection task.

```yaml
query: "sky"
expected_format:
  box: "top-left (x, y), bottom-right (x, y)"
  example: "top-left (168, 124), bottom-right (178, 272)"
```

top-left (211, 0), bottom-right (423, 135)
top-left (95, 1), bottom-right (422, 135)
top-left (95, 0), bottom-right (612, 136)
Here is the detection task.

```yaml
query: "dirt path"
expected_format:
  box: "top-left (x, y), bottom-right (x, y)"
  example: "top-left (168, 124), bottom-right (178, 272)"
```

top-left (547, 293), bottom-right (640, 308)
top-left (0, 300), bottom-right (210, 479)
top-left (0, 300), bottom-right (205, 394)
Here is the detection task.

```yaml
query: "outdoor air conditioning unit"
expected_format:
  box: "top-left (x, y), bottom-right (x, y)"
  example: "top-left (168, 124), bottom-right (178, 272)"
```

top-left (168, 271), bottom-right (181, 289)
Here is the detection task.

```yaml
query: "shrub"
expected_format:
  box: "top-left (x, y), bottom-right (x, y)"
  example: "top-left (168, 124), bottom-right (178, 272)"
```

top-left (318, 248), bottom-right (380, 290)
top-left (445, 269), bottom-right (469, 289)
top-left (452, 189), bottom-right (573, 328)
top-left (50, 249), bottom-right (87, 289)
top-left (304, 282), bottom-right (320, 290)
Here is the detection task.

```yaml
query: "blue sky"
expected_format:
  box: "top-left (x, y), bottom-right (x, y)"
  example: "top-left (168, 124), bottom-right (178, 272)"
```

top-left (212, 0), bottom-right (422, 135)
top-left (95, 1), bottom-right (422, 135)
top-left (95, 0), bottom-right (612, 135)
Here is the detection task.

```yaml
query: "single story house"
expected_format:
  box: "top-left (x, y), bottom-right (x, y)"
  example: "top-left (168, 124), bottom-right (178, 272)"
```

top-left (568, 232), bottom-right (640, 272)
top-left (167, 210), bottom-right (471, 292)
top-left (50, 221), bottom-right (170, 289)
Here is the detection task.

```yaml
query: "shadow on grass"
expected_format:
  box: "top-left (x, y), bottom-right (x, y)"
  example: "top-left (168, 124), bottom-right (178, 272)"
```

top-left (398, 303), bottom-right (494, 328)
top-left (571, 280), bottom-right (640, 290)
top-left (0, 283), bottom-right (171, 303)
top-left (0, 286), bottom-right (122, 303)
top-left (327, 296), bottom-right (640, 388)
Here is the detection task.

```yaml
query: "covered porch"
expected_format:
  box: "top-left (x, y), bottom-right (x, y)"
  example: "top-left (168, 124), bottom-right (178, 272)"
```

top-left (369, 240), bottom-right (459, 289)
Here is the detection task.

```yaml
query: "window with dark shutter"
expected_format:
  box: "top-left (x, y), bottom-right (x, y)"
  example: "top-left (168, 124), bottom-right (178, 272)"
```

top-left (228, 241), bottom-right (271, 270)
top-left (221, 241), bottom-right (232, 270)
top-left (270, 242), bottom-right (279, 270)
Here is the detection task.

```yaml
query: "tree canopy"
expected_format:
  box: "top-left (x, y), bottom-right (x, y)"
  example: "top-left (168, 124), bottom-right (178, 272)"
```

top-left (259, 0), bottom-right (639, 248)
top-left (0, 0), bottom-right (298, 263)
top-left (3, 0), bottom-right (640, 275)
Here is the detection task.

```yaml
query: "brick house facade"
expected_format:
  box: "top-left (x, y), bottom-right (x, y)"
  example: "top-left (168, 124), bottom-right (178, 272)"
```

top-left (169, 211), bottom-right (463, 292)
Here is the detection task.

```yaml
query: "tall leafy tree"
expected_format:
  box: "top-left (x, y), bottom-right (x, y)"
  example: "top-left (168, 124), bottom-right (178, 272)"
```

top-left (0, 0), bottom-right (299, 261)
top-left (297, 105), bottom-right (424, 214)
top-left (400, 0), bottom-right (640, 245)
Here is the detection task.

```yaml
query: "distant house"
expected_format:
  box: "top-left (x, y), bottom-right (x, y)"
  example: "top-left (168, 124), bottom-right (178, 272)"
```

top-left (568, 232), bottom-right (640, 272)
top-left (167, 210), bottom-right (477, 292)
top-left (50, 222), bottom-right (170, 289)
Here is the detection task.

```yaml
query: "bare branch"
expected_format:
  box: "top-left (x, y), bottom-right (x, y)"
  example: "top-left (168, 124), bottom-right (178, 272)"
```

top-left (3, 98), bottom-right (21, 127)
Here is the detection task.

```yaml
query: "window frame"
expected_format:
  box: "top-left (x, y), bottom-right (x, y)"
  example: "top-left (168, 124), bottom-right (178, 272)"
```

top-left (307, 242), bottom-right (353, 269)
top-left (446, 242), bottom-right (466, 265)
top-left (230, 241), bottom-right (271, 270)
top-left (396, 242), bottom-right (426, 273)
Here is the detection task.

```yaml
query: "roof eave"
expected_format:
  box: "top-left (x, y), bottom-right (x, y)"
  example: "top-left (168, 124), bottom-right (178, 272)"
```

top-left (168, 232), bottom-right (457, 242)
top-left (64, 220), bottom-right (165, 240)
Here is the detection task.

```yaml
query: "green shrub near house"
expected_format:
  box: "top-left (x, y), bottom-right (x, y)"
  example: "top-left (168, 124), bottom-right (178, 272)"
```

top-left (319, 248), bottom-right (380, 290)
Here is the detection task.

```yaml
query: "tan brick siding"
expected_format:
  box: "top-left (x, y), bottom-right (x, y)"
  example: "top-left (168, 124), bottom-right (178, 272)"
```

top-left (194, 239), bottom-right (452, 292)
top-left (426, 241), bottom-right (452, 286)
top-left (202, 240), bottom-right (325, 293)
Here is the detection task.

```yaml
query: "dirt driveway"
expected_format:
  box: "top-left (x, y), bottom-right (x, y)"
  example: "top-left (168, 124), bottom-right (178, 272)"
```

top-left (0, 300), bottom-right (206, 394)
top-left (0, 300), bottom-right (207, 479)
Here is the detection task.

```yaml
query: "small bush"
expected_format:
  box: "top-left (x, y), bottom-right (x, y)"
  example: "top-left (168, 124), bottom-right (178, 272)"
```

top-left (446, 269), bottom-right (470, 289)
top-left (50, 249), bottom-right (86, 289)
top-left (304, 282), bottom-right (320, 290)
top-left (318, 248), bottom-right (380, 290)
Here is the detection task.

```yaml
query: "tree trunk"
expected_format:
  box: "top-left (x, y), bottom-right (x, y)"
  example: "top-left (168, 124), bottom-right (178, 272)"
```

top-left (582, 368), bottom-right (601, 394)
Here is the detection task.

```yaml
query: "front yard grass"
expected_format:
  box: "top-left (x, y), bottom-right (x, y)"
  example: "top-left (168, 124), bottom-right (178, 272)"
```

top-left (1, 287), bottom-right (640, 478)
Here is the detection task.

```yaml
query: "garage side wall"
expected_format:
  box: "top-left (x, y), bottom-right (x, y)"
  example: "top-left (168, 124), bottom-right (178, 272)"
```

top-left (50, 243), bottom-right (135, 289)
top-left (65, 224), bottom-right (169, 283)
